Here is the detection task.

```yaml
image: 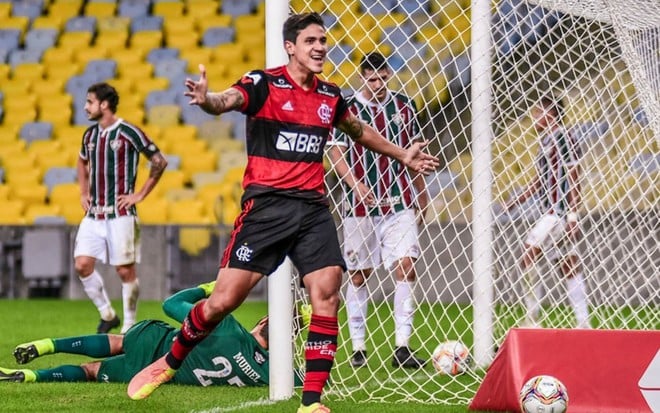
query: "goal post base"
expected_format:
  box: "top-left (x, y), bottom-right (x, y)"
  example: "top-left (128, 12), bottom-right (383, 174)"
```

top-left (469, 328), bottom-right (660, 412)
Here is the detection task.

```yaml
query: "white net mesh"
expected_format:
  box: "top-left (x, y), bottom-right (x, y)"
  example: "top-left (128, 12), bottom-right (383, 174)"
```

top-left (287, 0), bottom-right (659, 405)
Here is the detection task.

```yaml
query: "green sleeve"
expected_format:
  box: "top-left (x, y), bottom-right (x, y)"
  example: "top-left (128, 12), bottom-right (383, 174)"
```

top-left (162, 287), bottom-right (207, 323)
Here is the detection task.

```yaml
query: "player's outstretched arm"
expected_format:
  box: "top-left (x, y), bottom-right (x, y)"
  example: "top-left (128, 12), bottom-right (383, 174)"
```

top-left (162, 283), bottom-right (212, 323)
top-left (184, 64), bottom-right (245, 115)
top-left (336, 113), bottom-right (439, 175)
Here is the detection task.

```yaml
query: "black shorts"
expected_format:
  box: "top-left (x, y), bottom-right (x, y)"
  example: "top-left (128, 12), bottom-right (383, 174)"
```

top-left (221, 195), bottom-right (346, 277)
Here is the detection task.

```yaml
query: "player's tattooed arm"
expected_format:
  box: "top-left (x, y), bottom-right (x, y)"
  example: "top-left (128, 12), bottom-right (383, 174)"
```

top-left (202, 88), bottom-right (245, 115)
top-left (148, 152), bottom-right (168, 180)
top-left (337, 113), bottom-right (364, 140)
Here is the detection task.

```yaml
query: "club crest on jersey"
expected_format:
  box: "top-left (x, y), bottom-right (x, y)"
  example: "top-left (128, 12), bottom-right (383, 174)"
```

top-left (317, 84), bottom-right (335, 97)
top-left (109, 138), bottom-right (121, 151)
top-left (253, 351), bottom-right (266, 365)
top-left (391, 113), bottom-right (404, 126)
top-left (274, 78), bottom-right (293, 89)
top-left (317, 103), bottom-right (332, 124)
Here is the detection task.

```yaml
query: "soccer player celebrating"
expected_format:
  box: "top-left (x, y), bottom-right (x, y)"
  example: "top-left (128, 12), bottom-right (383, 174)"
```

top-left (504, 96), bottom-right (590, 328)
top-left (327, 52), bottom-right (428, 369)
top-left (127, 13), bottom-right (438, 413)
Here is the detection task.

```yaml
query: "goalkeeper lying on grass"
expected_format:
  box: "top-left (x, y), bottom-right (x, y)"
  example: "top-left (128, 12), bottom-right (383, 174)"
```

top-left (0, 282), bottom-right (308, 387)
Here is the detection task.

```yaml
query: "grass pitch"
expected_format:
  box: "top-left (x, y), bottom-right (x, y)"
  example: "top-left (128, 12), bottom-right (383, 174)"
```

top-left (0, 299), bottom-right (478, 413)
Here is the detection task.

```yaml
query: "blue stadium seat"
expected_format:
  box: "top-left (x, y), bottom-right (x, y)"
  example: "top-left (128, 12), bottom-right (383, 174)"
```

top-left (8, 49), bottom-right (42, 68)
top-left (24, 29), bottom-right (59, 52)
top-left (181, 104), bottom-right (217, 126)
top-left (66, 73), bottom-right (98, 96)
top-left (630, 153), bottom-right (660, 175)
top-left (131, 15), bottom-right (163, 33)
top-left (147, 47), bottom-right (179, 64)
top-left (118, 0), bottom-right (150, 18)
top-left (165, 154), bottom-right (181, 170)
top-left (43, 166), bottom-right (78, 195)
top-left (321, 14), bottom-right (338, 29)
top-left (202, 27), bottom-right (235, 47)
top-left (0, 29), bottom-right (21, 52)
top-left (0, 48), bottom-right (9, 64)
top-left (20, 121), bottom-right (54, 144)
top-left (65, 16), bottom-right (97, 33)
top-left (327, 44), bottom-right (353, 65)
top-left (381, 25), bottom-right (416, 47)
top-left (144, 89), bottom-right (179, 111)
top-left (153, 58), bottom-right (188, 80)
top-left (221, 0), bottom-right (254, 17)
top-left (360, 0), bottom-right (397, 14)
top-left (398, 0), bottom-right (430, 15)
top-left (0, 167), bottom-right (4, 184)
top-left (85, 59), bottom-right (118, 81)
top-left (11, 0), bottom-right (44, 21)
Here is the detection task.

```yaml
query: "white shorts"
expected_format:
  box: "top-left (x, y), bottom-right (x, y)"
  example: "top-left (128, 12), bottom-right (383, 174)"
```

top-left (342, 209), bottom-right (420, 271)
top-left (74, 216), bottom-right (141, 266)
top-left (525, 213), bottom-right (576, 260)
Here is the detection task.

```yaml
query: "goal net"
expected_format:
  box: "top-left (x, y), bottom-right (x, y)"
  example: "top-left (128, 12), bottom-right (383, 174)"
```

top-left (286, 0), bottom-right (659, 405)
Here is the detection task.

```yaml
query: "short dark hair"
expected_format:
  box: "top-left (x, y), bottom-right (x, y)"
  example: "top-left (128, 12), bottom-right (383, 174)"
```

top-left (282, 12), bottom-right (325, 44)
top-left (538, 95), bottom-right (563, 123)
top-left (87, 82), bottom-right (119, 113)
top-left (360, 52), bottom-right (389, 74)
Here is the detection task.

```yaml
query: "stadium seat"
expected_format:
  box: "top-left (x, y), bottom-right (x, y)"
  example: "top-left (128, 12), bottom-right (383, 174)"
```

top-left (160, 124), bottom-right (198, 142)
top-left (198, 120), bottom-right (234, 141)
top-left (84, 2), bottom-right (116, 18)
top-left (118, 0), bottom-right (150, 18)
top-left (0, 29), bottom-right (21, 52)
top-left (97, 16), bottom-right (130, 33)
top-left (153, 1), bottom-right (185, 18)
top-left (202, 27), bottom-right (235, 47)
top-left (130, 15), bottom-right (163, 33)
top-left (8, 49), bottom-right (43, 68)
top-left (192, 172), bottom-right (224, 190)
top-left (221, 0), bottom-right (255, 17)
top-left (0, 200), bottom-right (26, 224)
top-left (43, 166), bottom-right (78, 195)
top-left (168, 198), bottom-right (207, 223)
top-left (398, 0), bottom-right (431, 14)
top-left (186, 0), bottom-right (220, 20)
top-left (164, 154), bottom-right (181, 170)
top-left (136, 197), bottom-right (168, 224)
top-left (65, 16), bottom-right (96, 33)
top-left (210, 43), bottom-right (246, 64)
top-left (23, 204), bottom-right (63, 225)
top-left (196, 14), bottom-right (233, 34)
top-left (181, 104), bottom-right (218, 126)
top-left (24, 28), bottom-right (59, 53)
top-left (153, 59), bottom-right (188, 80)
top-left (49, 182), bottom-right (80, 205)
top-left (85, 59), bottom-right (118, 81)
top-left (180, 151), bottom-right (218, 181)
top-left (95, 32), bottom-right (129, 49)
top-left (138, 169), bottom-right (185, 198)
top-left (133, 77), bottom-right (169, 96)
top-left (12, 62), bottom-right (45, 82)
top-left (144, 89), bottom-right (179, 111)
top-left (0, 184), bottom-right (9, 199)
top-left (164, 187), bottom-right (197, 203)
top-left (58, 31), bottom-right (93, 50)
top-left (166, 31), bottom-right (200, 50)
top-left (31, 15), bottom-right (65, 30)
top-left (146, 47), bottom-right (180, 64)
top-left (11, 183), bottom-right (48, 206)
top-left (74, 47), bottom-right (112, 67)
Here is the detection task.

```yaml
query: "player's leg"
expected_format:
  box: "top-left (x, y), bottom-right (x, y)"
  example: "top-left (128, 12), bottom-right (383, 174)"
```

top-left (560, 252), bottom-right (590, 328)
top-left (520, 214), bottom-right (557, 326)
top-left (14, 334), bottom-right (121, 364)
top-left (380, 210), bottom-right (425, 368)
top-left (74, 217), bottom-right (119, 333)
top-left (292, 202), bottom-right (345, 412)
top-left (342, 215), bottom-right (378, 367)
top-left (0, 361), bottom-right (101, 383)
top-left (107, 216), bottom-right (140, 334)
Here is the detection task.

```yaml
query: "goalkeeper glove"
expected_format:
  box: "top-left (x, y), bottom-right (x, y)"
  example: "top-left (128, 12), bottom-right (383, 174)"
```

top-left (299, 303), bottom-right (312, 329)
top-left (197, 281), bottom-right (216, 297)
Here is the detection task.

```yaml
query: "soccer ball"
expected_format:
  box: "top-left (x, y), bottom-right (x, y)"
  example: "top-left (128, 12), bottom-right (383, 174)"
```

top-left (519, 375), bottom-right (569, 413)
top-left (431, 340), bottom-right (471, 375)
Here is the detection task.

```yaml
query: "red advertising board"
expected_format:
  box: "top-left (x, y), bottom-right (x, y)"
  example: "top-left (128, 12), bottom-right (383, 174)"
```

top-left (470, 328), bottom-right (660, 413)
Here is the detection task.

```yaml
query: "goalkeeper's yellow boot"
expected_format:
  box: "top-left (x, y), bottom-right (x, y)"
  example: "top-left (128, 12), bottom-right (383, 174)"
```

top-left (127, 355), bottom-right (176, 400)
top-left (296, 402), bottom-right (331, 413)
top-left (13, 339), bottom-right (54, 364)
top-left (0, 367), bottom-right (36, 383)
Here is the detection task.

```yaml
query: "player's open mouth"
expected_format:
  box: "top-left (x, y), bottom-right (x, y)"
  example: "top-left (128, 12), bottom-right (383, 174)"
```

top-left (311, 55), bottom-right (324, 62)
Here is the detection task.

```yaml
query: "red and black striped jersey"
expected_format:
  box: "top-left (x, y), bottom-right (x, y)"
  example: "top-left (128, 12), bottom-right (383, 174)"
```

top-left (79, 118), bottom-right (160, 219)
top-left (231, 65), bottom-right (350, 203)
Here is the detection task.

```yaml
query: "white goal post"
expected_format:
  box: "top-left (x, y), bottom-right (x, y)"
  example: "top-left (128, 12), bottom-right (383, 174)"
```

top-left (266, 0), bottom-right (659, 405)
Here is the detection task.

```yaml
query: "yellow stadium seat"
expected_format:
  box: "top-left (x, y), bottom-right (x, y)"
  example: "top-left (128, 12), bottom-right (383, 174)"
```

top-left (117, 61), bottom-right (153, 79)
top-left (12, 63), bottom-right (45, 82)
top-left (133, 77), bottom-right (169, 95)
top-left (168, 198), bottom-right (208, 224)
top-left (180, 47), bottom-right (213, 72)
top-left (137, 197), bottom-right (169, 224)
top-left (111, 48), bottom-right (146, 67)
top-left (10, 183), bottom-right (48, 206)
top-left (0, 184), bottom-right (9, 200)
top-left (59, 203), bottom-right (84, 225)
top-left (49, 2), bottom-right (83, 22)
top-left (95, 32), bottom-right (129, 49)
top-left (3, 108), bottom-right (38, 128)
top-left (196, 14), bottom-right (232, 34)
top-left (153, 1), bottom-right (185, 17)
top-left (45, 62), bottom-right (81, 81)
top-left (192, 172), bottom-right (223, 190)
top-left (97, 16), bottom-right (130, 33)
top-left (166, 32), bottom-right (200, 50)
top-left (211, 43), bottom-right (246, 65)
top-left (84, 2), bottom-right (116, 18)
top-left (31, 15), bottom-right (64, 30)
top-left (139, 124), bottom-right (163, 142)
top-left (0, 64), bottom-right (9, 81)
top-left (187, 1), bottom-right (220, 20)
top-left (179, 226), bottom-right (213, 255)
top-left (36, 151), bottom-right (73, 170)
top-left (222, 166), bottom-right (245, 186)
top-left (146, 105), bottom-right (180, 128)
top-left (55, 125), bottom-right (88, 145)
top-left (198, 120), bottom-right (234, 141)
top-left (23, 204), bottom-right (63, 224)
top-left (163, 15), bottom-right (196, 34)
top-left (0, 16), bottom-right (30, 35)
top-left (0, 200), bottom-right (26, 225)
top-left (137, 169), bottom-right (185, 198)
top-left (58, 32), bottom-right (93, 49)
top-left (0, 135), bottom-right (24, 153)
top-left (1, 78), bottom-right (31, 95)
top-left (0, 2), bottom-right (10, 19)
top-left (74, 46), bottom-right (110, 66)
top-left (168, 138), bottom-right (208, 155)
top-left (34, 79), bottom-right (67, 99)
top-left (180, 151), bottom-right (218, 180)
top-left (164, 188), bottom-right (197, 202)
top-left (130, 31), bottom-right (163, 51)
top-left (160, 125), bottom-right (198, 143)
top-left (49, 182), bottom-right (80, 206)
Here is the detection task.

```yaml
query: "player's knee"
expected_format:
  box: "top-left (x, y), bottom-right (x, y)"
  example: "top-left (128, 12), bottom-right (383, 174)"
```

top-left (74, 259), bottom-right (94, 276)
top-left (205, 290), bottom-right (243, 318)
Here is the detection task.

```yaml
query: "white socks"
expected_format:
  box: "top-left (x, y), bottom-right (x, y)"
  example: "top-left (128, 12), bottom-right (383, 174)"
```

top-left (121, 280), bottom-right (140, 333)
top-left (79, 270), bottom-right (115, 321)
top-left (394, 281), bottom-right (415, 348)
top-left (346, 282), bottom-right (368, 352)
top-left (523, 265), bottom-right (543, 326)
top-left (566, 273), bottom-right (589, 328)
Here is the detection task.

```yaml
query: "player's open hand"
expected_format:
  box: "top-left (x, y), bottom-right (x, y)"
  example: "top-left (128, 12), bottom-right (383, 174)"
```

top-left (184, 64), bottom-right (209, 106)
top-left (403, 141), bottom-right (439, 176)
